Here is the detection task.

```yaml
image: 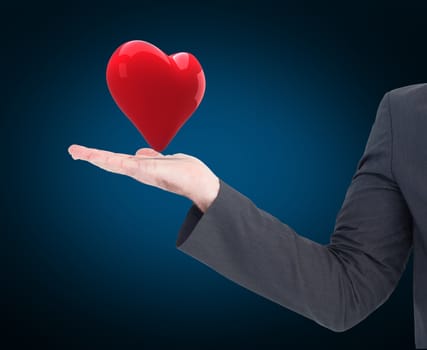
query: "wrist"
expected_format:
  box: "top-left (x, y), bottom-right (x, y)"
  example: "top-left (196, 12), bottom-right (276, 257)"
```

top-left (192, 176), bottom-right (220, 213)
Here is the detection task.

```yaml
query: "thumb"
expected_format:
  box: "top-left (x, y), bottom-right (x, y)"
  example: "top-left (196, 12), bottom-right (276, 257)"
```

top-left (135, 148), bottom-right (164, 157)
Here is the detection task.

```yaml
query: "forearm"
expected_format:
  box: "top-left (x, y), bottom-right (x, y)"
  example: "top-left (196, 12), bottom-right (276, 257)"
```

top-left (178, 179), bottom-right (355, 331)
top-left (177, 178), bottom-right (411, 332)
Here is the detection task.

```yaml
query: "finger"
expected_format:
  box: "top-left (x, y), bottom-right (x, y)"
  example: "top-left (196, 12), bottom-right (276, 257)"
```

top-left (68, 144), bottom-right (131, 160)
top-left (68, 144), bottom-right (86, 160)
top-left (68, 144), bottom-right (139, 176)
top-left (135, 148), bottom-right (163, 157)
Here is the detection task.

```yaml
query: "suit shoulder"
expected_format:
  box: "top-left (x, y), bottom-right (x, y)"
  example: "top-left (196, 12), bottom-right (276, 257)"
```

top-left (387, 83), bottom-right (427, 103)
top-left (385, 83), bottom-right (427, 122)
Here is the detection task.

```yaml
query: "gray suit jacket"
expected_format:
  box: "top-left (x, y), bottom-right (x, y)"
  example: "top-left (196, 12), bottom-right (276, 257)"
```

top-left (176, 83), bottom-right (427, 348)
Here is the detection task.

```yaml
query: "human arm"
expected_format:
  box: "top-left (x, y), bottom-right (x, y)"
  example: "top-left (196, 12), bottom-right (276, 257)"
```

top-left (175, 92), bottom-right (413, 331)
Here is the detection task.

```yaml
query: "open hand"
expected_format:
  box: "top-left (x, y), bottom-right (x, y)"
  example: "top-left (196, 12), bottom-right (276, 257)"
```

top-left (68, 145), bottom-right (220, 212)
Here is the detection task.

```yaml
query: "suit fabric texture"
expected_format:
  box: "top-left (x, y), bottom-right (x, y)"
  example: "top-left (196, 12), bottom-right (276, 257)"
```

top-left (176, 83), bottom-right (427, 348)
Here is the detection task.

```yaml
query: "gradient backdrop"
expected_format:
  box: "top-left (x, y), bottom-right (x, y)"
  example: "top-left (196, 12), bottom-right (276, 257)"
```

top-left (3, 1), bottom-right (427, 348)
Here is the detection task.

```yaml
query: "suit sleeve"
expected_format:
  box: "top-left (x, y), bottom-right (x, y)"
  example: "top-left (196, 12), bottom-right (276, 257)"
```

top-left (176, 92), bottom-right (413, 332)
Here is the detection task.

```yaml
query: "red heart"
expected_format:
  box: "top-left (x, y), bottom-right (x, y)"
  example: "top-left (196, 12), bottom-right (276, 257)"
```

top-left (106, 40), bottom-right (206, 151)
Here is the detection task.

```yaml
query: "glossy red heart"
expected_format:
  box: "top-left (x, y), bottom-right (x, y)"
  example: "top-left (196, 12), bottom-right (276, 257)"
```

top-left (106, 40), bottom-right (206, 151)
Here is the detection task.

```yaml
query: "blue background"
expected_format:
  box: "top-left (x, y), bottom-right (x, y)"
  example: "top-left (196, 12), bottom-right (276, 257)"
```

top-left (3, 1), bottom-right (426, 348)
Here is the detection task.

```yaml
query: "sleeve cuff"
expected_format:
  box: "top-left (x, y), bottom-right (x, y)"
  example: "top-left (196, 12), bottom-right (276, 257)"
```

top-left (175, 178), bottom-right (251, 249)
